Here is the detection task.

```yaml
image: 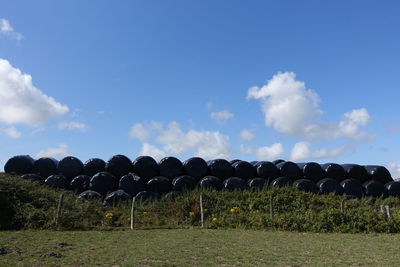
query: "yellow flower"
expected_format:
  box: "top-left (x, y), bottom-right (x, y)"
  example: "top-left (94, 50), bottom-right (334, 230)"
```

top-left (143, 211), bottom-right (149, 215)
top-left (212, 217), bottom-right (218, 222)
top-left (230, 206), bottom-right (240, 213)
top-left (105, 212), bottom-right (113, 219)
top-left (189, 211), bottom-right (195, 217)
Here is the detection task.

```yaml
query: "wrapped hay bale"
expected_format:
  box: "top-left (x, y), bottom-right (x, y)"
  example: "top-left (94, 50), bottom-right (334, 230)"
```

top-left (83, 158), bottom-right (106, 177)
top-left (183, 157), bottom-right (209, 180)
top-left (208, 159), bottom-right (233, 180)
top-left (132, 156), bottom-right (159, 181)
top-left (57, 156), bottom-right (83, 181)
top-left (32, 157), bottom-right (58, 179)
top-left (172, 175), bottom-right (197, 192)
top-left (158, 157), bottom-right (183, 179)
top-left (222, 177), bottom-right (247, 191)
top-left (321, 163), bottom-right (346, 182)
top-left (4, 155), bottom-right (34, 175)
top-left (293, 179), bottom-right (318, 193)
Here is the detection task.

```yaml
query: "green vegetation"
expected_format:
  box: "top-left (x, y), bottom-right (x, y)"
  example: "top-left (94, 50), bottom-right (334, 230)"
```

top-left (1, 229), bottom-right (400, 266)
top-left (2, 173), bottom-right (400, 232)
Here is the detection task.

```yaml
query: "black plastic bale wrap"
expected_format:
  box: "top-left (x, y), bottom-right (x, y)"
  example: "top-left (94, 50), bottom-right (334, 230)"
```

top-left (197, 176), bottom-right (222, 190)
top-left (183, 157), bottom-right (209, 180)
top-left (45, 174), bottom-right (68, 189)
top-left (276, 161), bottom-right (302, 180)
top-left (208, 159), bottom-right (234, 180)
top-left (4, 155), bottom-right (34, 175)
top-left (363, 180), bottom-right (388, 198)
top-left (321, 163), bottom-right (346, 182)
top-left (341, 164), bottom-right (369, 183)
top-left (83, 158), bottom-right (106, 177)
top-left (256, 161), bottom-right (279, 181)
top-left (132, 156), bottom-right (159, 181)
top-left (317, 178), bottom-right (344, 195)
top-left (118, 173), bottom-right (146, 197)
top-left (163, 191), bottom-right (181, 200)
top-left (70, 175), bottom-right (91, 193)
top-left (57, 156), bottom-right (84, 181)
top-left (89, 172), bottom-right (116, 196)
top-left (32, 157), bottom-right (58, 179)
top-left (134, 191), bottom-right (160, 203)
top-left (232, 161), bottom-right (256, 181)
top-left (340, 178), bottom-right (364, 198)
top-left (21, 173), bottom-right (44, 183)
top-left (229, 159), bottom-right (241, 166)
top-left (273, 159), bottom-right (285, 165)
top-left (147, 176), bottom-right (172, 195)
top-left (222, 177), bottom-right (247, 191)
top-left (297, 162), bottom-right (325, 183)
top-left (105, 155), bottom-right (133, 181)
top-left (250, 161), bottom-right (259, 166)
top-left (172, 175), bottom-right (197, 192)
top-left (385, 181), bottom-right (400, 198)
top-left (78, 190), bottom-right (102, 200)
top-left (248, 178), bottom-right (267, 190)
top-left (158, 157), bottom-right (183, 179)
top-left (364, 165), bottom-right (393, 184)
top-left (293, 179), bottom-right (318, 193)
top-left (271, 176), bottom-right (293, 188)
top-left (103, 190), bottom-right (131, 206)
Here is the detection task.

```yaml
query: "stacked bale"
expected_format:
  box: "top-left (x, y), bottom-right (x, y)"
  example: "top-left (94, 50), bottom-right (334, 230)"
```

top-left (3, 154), bottom-right (399, 200)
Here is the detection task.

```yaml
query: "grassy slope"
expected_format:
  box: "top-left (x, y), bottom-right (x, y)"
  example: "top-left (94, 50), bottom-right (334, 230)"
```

top-left (3, 172), bottom-right (400, 233)
top-left (1, 229), bottom-right (400, 266)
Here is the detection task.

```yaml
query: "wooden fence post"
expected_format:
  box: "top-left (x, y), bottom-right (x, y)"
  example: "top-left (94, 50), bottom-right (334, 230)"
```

top-left (269, 196), bottom-right (273, 219)
top-left (130, 197), bottom-right (136, 230)
top-left (200, 194), bottom-right (204, 228)
top-left (55, 194), bottom-right (64, 226)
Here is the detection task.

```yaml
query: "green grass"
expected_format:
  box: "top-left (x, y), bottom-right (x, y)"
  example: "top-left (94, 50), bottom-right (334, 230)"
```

top-left (1, 229), bottom-right (400, 266)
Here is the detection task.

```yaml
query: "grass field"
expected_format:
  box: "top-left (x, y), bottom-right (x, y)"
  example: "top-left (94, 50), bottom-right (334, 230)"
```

top-left (1, 229), bottom-right (400, 266)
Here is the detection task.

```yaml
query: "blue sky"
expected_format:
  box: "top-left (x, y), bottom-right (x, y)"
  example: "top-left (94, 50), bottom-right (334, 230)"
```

top-left (1, 0), bottom-right (400, 176)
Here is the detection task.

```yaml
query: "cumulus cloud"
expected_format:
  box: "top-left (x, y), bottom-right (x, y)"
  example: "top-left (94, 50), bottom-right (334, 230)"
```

top-left (0, 59), bottom-right (69, 126)
top-left (387, 163), bottom-right (400, 179)
top-left (289, 141), bottom-right (345, 161)
top-left (139, 143), bottom-right (168, 162)
top-left (58, 121), bottom-right (88, 131)
top-left (2, 126), bottom-right (21, 139)
top-left (36, 144), bottom-right (69, 159)
top-left (210, 110), bottom-right (234, 123)
top-left (0, 18), bottom-right (23, 40)
top-left (130, 121), bottom-right (232, 159)
top-left (239, 144), bottom-right (253, 155)
top-left (239, 129), bottom-right (255, 141)
top-left (247, 72), bottom-right (371, 140)
top-left (256, 143), bottom-right (284, 161)
top-left (129, 123), bottom-right (151, 141)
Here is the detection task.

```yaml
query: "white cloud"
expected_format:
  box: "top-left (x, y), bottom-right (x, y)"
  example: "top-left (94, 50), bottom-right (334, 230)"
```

top-left (157, 122), bottom-right (232, 159)
top-left (387, 163), bottom-right (400, 180)
top-left (0, 59), bottom-right (69, 126)
top-left (0, 18), bottom-right (23, 40)
top-left (131, 121), bottom-right (232, 160)
top-left (36, 144), bottom-right (69, 159)
top-left (58, 121), bottom-right (88, 131)
top-left (247, 72), bottom-right (371, 140)
top-left (139, 143), bottom-right (168, 162)
top-left (289, 141), bottom-right (345, 161)
top-left (239, 129), bottom-right (255, 141)
top-left (129, 123), bottom-right (150, 141)
top-left (210, 110), bottom-right (234, 123)
top-left (2, 126), bottom-right (21, 139)
top-left (256, 143), bottom-right (284, 161)
top-left (239, 144), bottom-right (253, 155)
